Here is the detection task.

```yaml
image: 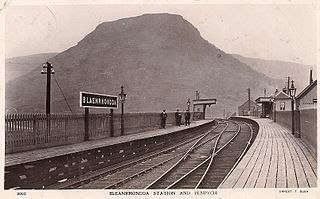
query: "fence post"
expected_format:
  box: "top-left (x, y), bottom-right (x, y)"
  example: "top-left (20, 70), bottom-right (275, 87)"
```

top-left (84, 108), bottom-right (89, 141)
top-left (33, 115), bottom-right (37, 145)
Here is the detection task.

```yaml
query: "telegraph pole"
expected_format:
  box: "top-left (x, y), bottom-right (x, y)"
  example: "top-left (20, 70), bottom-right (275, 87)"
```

top-left (118, 86), bottom-right (127, 136)
top-left (41, 62), bottom-right (54, 142)
top-left (41, 62), bottom-right (54, 114)
top-left (41, 62), bottom-right (54, 115)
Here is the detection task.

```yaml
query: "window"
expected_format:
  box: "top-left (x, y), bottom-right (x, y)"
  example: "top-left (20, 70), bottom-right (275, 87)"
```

top-left (280, 102), bottom-right (285, 110)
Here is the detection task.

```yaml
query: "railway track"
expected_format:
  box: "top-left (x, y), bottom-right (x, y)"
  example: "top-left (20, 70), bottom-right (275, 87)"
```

top-left (146, 120), bottom-right (244, 189)
top-left (144, 122), bottom-right (229, 189)
top-left (196, 122), bottom-right (253, 189)
top-left (68, 119), bottom-right (256, 189)
top-left (72, 121), bottom-right (220, 189)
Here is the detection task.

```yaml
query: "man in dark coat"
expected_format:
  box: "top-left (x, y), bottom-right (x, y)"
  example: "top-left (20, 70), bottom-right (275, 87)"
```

top-left (175, 109), bottom-right (182, 126)
top-left (185, 110), bottom-right (191, 126)
top-left (160, 110), bottom-right (167, 128)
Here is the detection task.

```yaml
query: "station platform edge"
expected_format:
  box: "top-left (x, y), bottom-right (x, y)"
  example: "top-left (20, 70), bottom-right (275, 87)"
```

top-left (5, 120), bottom-right (212, 167)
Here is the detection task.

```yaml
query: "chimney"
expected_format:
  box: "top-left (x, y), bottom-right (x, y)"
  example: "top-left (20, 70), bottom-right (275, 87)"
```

top-left (310, 67), bottom-right (313, 85)
top-left (195, 91), bottom-right (200, 100)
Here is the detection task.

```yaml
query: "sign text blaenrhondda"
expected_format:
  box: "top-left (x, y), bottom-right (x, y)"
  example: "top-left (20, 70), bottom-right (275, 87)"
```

top-left (80, 91), bottom-right (118, 109)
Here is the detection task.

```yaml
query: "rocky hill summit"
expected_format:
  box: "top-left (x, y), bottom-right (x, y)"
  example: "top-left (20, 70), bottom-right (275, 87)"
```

top-left (6, 13), bottom-right (281, 116)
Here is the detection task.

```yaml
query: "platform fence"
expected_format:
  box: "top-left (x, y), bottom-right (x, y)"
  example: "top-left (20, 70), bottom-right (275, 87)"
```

top-left (5, 111), bottom-right (203, 154)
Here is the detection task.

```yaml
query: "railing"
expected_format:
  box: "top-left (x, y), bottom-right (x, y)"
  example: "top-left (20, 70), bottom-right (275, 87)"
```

top-left (5, 114), bottom-right (85, 153)
top-left (5, 112), bottom-right (203, 154)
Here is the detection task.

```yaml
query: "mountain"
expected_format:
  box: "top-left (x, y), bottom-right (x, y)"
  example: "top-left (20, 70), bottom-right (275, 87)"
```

top-left (5, 53), bottom-right (58, 82)
top-left (232, 54), bottom-right (316, 93)
top-left (6, 13), bottom-right (282, 116)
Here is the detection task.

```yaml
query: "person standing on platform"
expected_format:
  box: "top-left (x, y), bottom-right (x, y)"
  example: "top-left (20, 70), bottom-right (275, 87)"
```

top-left (160, 110), bottom-right (167, 128)
top-left (175, 109), bottom-right (182, 126)
top-left (178, 111), bottom-right (182, 126)
top-left (185, 109), bottom-right (191, 126)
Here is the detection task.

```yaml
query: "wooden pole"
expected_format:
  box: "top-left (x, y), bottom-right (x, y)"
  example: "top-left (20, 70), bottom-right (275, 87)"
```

top-left (110, 109), bottom-right (114, 137)
top-left (84, 108), bottom-right (89, 141)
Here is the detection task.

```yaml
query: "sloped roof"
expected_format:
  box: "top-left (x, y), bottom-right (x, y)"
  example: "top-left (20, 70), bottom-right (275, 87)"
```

top-left (296, 80), bottom-right (317, 100)
top-left (274, 91), bottom-right (291, 100)
top-left (238, 100), bottom-right (257, 109)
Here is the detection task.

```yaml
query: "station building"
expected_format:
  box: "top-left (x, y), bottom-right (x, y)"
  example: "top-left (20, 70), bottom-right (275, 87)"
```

top-left (296, 80), bottom-right (317, 156)
top-left (273, 91), bottom-right (292, 112)
top-left (255, 96), bottom-right (273, 118)
top-left (272, 78), bottom-right (317, 158)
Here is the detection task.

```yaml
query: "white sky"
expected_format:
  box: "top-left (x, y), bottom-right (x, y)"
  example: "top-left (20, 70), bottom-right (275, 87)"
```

top-left (3, 1), bottom-right (318, 65)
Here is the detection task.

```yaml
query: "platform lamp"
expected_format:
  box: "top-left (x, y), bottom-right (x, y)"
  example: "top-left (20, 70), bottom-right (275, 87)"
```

top-left (289, 80), bottom-right (297, 136)
top-left (119, 86), bottom-right (127, 136)
top-left (187, 98), bottom-right (191, 111)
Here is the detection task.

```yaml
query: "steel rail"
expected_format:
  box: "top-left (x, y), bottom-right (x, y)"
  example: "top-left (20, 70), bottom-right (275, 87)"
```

top-left (145, 123), bottom-right (227, 189)
top-left (105, 123), bottom-right (228, 189)
top-left (49, 123), bottom-right (213, 189)
top-left (104, 153), bottom-right (183, 189)
top-left (166, 156), bottom-right (211, 189)
top-left (103, 124), bottom-right (224, 189)
top-left (195, 121), bottom-right (241, 188)
top-left (217, 122), bottom-right (254, 188)
top-left (167, 121), bottom-right (240, 189)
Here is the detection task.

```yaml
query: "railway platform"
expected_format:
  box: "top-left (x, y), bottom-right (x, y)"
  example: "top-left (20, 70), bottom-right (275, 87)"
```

top-left (5, 120), bottom-right (211, 167)
top-left (219, 118), bottom-right (317, 189)
top-left (5, 119), bottom-right (215, 189)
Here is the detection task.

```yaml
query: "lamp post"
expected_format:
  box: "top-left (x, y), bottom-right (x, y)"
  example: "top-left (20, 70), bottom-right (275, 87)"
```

top-left (187, 98), bottom-right (190, 111)
top-left (119, 86), bottom-right (127, 136)
top-left (289, 80), bottom-right (297, 135)
top-left (41, 62), bottom-right (55, 114)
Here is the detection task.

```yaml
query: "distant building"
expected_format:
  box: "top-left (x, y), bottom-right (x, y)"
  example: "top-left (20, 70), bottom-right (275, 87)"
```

top-left (255, 96), bottom-right (273, 118)
top-left (238, 100), bottom-right (260, 116)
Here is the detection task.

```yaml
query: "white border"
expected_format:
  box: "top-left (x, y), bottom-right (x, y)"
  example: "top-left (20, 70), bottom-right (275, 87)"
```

top-left (80, 91), bottom-right (119, 109)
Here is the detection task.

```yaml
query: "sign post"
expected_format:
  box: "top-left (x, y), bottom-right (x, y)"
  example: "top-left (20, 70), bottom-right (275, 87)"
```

top-left (80, 91), bottom-right (118, 141)
top-left (84, 108), bottom-right (89, 141)
top-left (110, 109), bottom-right (114, 137)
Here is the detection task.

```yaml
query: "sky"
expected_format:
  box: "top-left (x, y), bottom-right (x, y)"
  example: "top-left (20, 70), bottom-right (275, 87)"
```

top-left (3, 1), bottom-right (318, 66)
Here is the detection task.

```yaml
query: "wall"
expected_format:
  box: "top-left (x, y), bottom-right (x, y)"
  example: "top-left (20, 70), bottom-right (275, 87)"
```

top-left (298, 85), bottom-right (317, 110)
top-left (274, 110), bottom-right (299, 132)
top-left (274, 99), bottom-right (292, 111)
top-left (299, 109), bottom-right (317, 156)
top-left (275, 109), bottom-right (317, 158)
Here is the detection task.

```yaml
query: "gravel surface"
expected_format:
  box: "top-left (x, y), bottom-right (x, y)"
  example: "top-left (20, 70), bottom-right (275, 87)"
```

top-left (117, 156), bottom-right (180, 189)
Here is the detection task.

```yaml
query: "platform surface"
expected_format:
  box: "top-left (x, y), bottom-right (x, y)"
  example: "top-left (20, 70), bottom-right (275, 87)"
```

top-left (5, 120), bottom-right (211, 167)
top-left (219, 118), bottom-right (317, 188)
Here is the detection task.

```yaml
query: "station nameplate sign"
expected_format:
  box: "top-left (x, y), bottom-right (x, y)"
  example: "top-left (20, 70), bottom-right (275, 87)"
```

top-left (80, 91), bottom-right (118, 109)
top-left (193, 99), bottom-right (217, 105)
top-left (256, 97), bottom-right (273, 103)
